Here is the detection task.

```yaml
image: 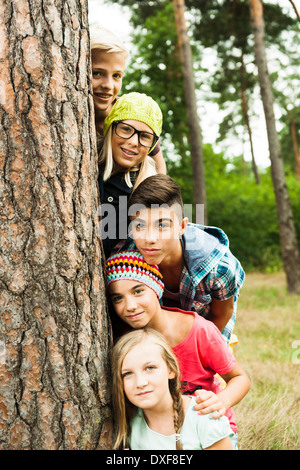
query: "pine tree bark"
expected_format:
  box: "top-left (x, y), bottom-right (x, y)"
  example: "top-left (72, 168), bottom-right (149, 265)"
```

top-left (0, 0), bottom-right (112, 449)
top-left (173, 0), bottom-right (207, 221)
top-left (249, 0), bottom-right (300, 294)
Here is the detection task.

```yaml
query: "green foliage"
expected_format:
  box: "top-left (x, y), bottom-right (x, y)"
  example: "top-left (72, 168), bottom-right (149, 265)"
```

top-left (167, 144), bottom-right (300, 272)
top-left (279, 108), bottom-right (300, 172)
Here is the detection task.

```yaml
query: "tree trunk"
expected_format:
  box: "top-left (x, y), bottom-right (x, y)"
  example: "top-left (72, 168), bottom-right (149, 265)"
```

top-left (249, 0), bottom-right (300, 294)
top-left (0, 0), bottom-right (112, 449)
top-left (173, 0), bottom-right (207, 223)
top-left (240, 53), bottom-right (261, 184)
top-left (288, 0), bottom-right (300, 22)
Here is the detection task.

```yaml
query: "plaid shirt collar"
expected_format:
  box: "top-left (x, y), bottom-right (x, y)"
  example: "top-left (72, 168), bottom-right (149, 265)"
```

top-left (179, 224), bottom-right (229, 309)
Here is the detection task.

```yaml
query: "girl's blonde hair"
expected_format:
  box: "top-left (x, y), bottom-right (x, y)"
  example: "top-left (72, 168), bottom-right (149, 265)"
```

top-left (99, 126), bottom-right (157, 189)
top-left (111, 328), bottom-right (185, 450)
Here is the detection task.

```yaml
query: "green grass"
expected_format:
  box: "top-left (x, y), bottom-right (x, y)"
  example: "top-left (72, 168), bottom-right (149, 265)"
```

top-left (232, 271), bottom-right (300, 450)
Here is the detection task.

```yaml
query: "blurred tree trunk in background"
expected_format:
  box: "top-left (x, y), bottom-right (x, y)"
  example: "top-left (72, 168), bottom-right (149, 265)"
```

top-left (173, 0), bottom-right (207, 222)
top-left (249, 0), bottom-right (300, 294)
top-left (0, 0), bottom-right (112, 449)
top-left (290, 117), bottom-right (300, 181)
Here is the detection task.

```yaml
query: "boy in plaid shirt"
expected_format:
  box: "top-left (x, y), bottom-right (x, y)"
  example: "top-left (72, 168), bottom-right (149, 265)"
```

top-left (120, 174), bottom-right (245, 345)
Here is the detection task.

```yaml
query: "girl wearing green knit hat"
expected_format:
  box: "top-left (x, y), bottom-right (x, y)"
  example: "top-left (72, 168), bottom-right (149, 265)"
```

top-left (98, 91), bottom-right (163, 258)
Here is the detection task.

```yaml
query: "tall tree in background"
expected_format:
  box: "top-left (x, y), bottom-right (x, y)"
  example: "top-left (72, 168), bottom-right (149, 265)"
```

top-left (173, 0), bottom-right (206, 215)
top-left (249, 0), bottom-right (300, 294)
top-left (114, 0), bottom-right (296, 187)
top-left (0, 0), bottom-right (112, 449)
top-left (290, 111), bottom-right (300, 181)
top-left (240, 52), bottom-right (261, 184)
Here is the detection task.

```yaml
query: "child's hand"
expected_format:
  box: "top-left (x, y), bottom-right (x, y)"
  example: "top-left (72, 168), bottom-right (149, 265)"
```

top-left (193, 390), bottom-right (226, 419)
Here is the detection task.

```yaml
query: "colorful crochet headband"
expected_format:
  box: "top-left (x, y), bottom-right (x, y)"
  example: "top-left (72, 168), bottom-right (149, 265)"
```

top-left (106, 250), bottom-right (164, 299)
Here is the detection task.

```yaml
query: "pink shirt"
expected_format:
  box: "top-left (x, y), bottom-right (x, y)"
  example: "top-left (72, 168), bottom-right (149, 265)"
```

top-left (167, 307), bottom-right (237, 433)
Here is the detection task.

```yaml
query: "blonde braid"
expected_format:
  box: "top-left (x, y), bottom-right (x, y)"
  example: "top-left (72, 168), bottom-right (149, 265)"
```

top-left (169, 376), bottom-right (185, 450)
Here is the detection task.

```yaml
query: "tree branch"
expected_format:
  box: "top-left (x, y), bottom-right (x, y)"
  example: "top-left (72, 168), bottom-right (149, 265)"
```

top-left (288, 0), bottom-right (300, 21)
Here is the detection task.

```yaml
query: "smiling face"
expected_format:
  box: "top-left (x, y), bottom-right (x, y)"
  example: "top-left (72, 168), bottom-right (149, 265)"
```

top-left (109, 280), bottom-right (160, 329)
top-left (121, 337), bottom-right (175, 411)
top-left (91, 49), bottom-right (126, 129)
top-left (111, 119), bottom-right (153, 172)
top-left (129, 206), bottom-right (188, 267)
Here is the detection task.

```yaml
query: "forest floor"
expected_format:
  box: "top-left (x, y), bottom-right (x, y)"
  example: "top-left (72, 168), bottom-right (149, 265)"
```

top-left (233, 271), bottom-right (300, 450)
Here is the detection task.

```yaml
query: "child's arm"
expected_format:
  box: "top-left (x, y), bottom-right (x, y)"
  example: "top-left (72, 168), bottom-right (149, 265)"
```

top-left (204, 436), bottom-right (233, 450)
top-left (207, 296), bottom-right (234, 333)
top-left (193, 362), bottom-right (250, 417)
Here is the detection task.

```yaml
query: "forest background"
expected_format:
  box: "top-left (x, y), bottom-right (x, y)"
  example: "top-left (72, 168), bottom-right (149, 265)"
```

top-left (91, 0), bottom-right (300, 274)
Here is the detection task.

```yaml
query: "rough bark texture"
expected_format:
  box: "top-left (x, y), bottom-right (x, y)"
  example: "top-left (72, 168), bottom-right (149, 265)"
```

top-left (0, 0), bottom-right (112, 449)
top-left (173, 0), bottom-right (207, 219)
top-left (249, 0), bottom-right (300, 294)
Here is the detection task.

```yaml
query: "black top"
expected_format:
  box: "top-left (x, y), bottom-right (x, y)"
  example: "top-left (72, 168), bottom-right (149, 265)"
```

top-left (98, 169), bottom-right (137, 258)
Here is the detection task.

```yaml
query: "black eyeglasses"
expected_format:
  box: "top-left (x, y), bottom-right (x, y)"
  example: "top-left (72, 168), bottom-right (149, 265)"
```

top-left (113, 121), bottom-right (158, 148)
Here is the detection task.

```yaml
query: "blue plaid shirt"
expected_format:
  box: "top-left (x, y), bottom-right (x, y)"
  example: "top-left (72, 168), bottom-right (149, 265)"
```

top-left (117, 223), bottom-right (245, 344)
top-left (178, 224), bottom-right (245, 343)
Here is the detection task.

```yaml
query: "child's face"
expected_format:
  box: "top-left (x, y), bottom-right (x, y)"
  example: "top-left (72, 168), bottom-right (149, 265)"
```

top-left (91, 49), bottom-right (126, 119)
top-left (109, 280), bottom-right (159, 328)
top-left (129, 206), bottom-right (188, 266)
top-left (111, 120), bottom-right (152, 172)
top-left (121, 338), bottom-right (175, 411)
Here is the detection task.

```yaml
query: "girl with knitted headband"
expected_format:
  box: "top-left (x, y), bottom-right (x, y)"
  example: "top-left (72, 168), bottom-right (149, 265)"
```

top-left (106, 249), bottom-right (250, 450)
top-left (111, 328), bottom-right (234, 450)
top-left (97, 92), bottom-right (163, 257)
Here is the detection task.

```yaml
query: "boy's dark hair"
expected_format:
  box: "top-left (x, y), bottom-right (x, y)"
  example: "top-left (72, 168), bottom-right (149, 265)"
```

top-left (129, 175), bottom-right (183, 214)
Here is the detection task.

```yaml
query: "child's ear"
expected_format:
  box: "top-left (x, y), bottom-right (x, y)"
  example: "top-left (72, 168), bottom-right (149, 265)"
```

top-left (179, 217), bottom-right (188, 236)
top-left (168, 369), bottom-right (176, 380)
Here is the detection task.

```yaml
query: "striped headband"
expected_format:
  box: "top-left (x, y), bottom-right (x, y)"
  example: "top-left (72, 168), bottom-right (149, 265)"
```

top-left (106, 250), bottom-right (164, 299)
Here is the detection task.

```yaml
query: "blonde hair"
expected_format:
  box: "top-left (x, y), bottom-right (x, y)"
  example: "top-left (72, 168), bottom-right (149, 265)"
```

top-left (90, 25), bottom-right (129, 61)
top-left (111, 328), bottom-right (185, 450)
top-left (99, 126), bottom-right (157, 190)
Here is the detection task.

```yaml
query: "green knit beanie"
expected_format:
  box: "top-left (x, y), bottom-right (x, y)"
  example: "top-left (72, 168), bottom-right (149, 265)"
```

top-left (103, 92), bottom-right (163, 140)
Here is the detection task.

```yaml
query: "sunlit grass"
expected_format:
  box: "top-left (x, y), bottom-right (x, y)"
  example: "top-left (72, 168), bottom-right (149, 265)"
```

top-left (233, 271), bottom-right (300, 450)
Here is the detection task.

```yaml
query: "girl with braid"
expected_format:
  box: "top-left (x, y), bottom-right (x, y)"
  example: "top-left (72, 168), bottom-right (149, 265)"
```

top-left (111, 328), bottom-right (233, 450)
top-left (95, 91), bottom-right (163, 258)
